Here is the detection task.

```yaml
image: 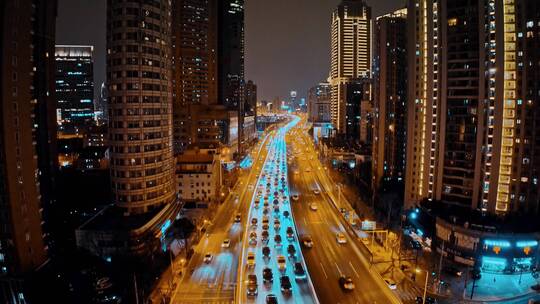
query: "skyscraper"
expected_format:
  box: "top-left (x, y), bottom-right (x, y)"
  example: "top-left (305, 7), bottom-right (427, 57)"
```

top-left (372, 8), bottom-right (407, 191)
top-left (405, 0), bottom-right (540, 215)
top-left (107, 0), bottom-right (176, 215)
top-left (218, 0), bottom-right (245, 149)
top-left (55, 45), bottom-right (95, 133)
top-left (1, 0), bottom-right (57, 302)
top-left (172, 0), bottom-right (218, 153)
top-left (76, 0), bottom-right (181, 258)
top-left (329, 0), bottom-right (372, 135)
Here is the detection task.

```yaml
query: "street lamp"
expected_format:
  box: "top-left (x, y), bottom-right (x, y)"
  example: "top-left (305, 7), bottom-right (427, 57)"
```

top-left (416, 268), bottom-right (429, 304)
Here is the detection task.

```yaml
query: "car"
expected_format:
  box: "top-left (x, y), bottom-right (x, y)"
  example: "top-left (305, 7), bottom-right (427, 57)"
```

top-left (262, 246), bottom-right (271, 257)
top-left (338, 276), bottom-right (355, 291)
top-left (234, 213), bottom-right (241, 223)
top-left (221, 239), bottom-right (231, 248)
top-left (273, 199), bottom-right (279, 205)
top-left (274, 235), bottom-right (282, 248)
top-left (280, 275), bottom-right (292, 293)
top-left (291, 194), bottom-right (299, 201)
top-left (262, 216), bottom-right (269, 225)
top-left (274, 219), bottom-right (281, 230)
top-left (302, 235), bottom-right (314, 248)
top-left (415, 296), bottom-right (437, 304)
top-left (263, 267), bottom-right (273, 283)
top-left (443, 266), bottom-right (463, 277)
top-left (249, 238), bottom-right (258, 246)
top-left (203, 253), bottom-right (213, 263)
top-left (313, 189), bottom-right (320, 195)
top-left (263, 201), bottom-right (269, 208)
top-left (262, 224), bottom-right (270, 231)
top-left (265, 294), bottom-right (278, 304)
top-left (384, 278), bottom-right (397, 290)
top-left (410, 240), bottom-right (422, 250)
top-left (286, 227), bottom-right (294, 240)
top-left (261, 230), bottom-right (269, 241)
top-left (336, 233), bottom-right (347, 244)
top-left (247, 252), bottom-right (256, 268)
top-left (294, 262), bottom-right (306, 279)
top-left (251, 218), bottom-right (258, 227)
top-left (277, 255), bottom-right (287, 271)
top-left (310, 203), bottom-right (318, 211)
top-left (283, 210), bottom-right (290, 218)
top-left (247, 274), bottom-right (258, 296)
top-left (250, 231), bottom-right (257, 240)
top-left (274, 205), bottom-right (280, 213)
top-left (287, 244), bottom-right (296, 257)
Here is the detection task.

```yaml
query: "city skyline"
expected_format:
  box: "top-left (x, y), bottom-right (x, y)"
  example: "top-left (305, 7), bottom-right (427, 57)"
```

top-left (56, 0), bottom-right (404, 102)
top-left (3, 1), bottom-right (540, 304)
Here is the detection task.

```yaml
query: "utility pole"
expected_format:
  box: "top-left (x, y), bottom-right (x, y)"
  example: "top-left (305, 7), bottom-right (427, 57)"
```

top-left (422, 270), bottom-right (429, 304)
top-left (437, 240), bottom-right (445, 293)
top-left (134, 272), bottom-right (140, 304)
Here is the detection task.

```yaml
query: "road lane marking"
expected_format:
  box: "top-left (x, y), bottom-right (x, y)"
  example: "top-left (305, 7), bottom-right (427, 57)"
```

top-left (320, 262), bottom-right (328, 279)
top-left (349, 261), bottom-right (360, 278)
top-left (335, 262), bottom-right (342, 276)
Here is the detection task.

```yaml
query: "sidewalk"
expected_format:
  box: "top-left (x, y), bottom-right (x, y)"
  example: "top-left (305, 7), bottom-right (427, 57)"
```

top-left (323, 155), bottom-right (540, 304)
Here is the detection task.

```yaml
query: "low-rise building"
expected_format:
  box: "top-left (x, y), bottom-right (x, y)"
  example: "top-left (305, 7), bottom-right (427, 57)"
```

top-left (177, 149), bottom-right (223, 207)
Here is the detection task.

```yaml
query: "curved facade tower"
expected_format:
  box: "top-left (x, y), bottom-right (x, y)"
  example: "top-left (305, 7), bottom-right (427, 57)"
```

top-left (107, 0), bottom-right (175, 215)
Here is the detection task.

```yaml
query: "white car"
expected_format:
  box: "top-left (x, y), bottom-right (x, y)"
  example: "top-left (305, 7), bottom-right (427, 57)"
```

top-left (384, 278), bottom-right (397, 290)
top-left (203, 253), bottom-right (213, 263)
top-left (222, 239), bottom-right (231, 248)
top-left (336, 233), bottom-right (347, 244)
top-left (277, 255), bottom-right (287, 271)
top-left (310, 203), bottom-right (318, 211)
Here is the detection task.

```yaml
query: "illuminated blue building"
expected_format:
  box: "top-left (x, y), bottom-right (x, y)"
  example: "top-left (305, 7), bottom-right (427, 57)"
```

top-left (55, 45), bottom-right (95, 132)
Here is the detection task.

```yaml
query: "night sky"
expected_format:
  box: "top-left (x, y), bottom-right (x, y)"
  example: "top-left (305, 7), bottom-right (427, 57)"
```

top-left (56, 0), bottom-right (404, 103)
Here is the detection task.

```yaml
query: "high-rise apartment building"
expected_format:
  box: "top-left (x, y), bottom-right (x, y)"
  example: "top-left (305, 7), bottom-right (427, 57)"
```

top-left (405, 0), bottom-right (540, 215)
top-left (1, 0), bottom-right (57, 302)
top-left (107, 0), bottom-right (176, 215)
top-left (372, 8), bottom-right (407, 191)
top-left (329, 0), bottom-right (372, 135)
top-left (55, 45), bottom-right (95, 132)
top-left (172, 0), bottom-right (247, 155)
top-left (172, 0), bottom-right (218, 153)
top-left (77, 0), bottom-right (181, 259)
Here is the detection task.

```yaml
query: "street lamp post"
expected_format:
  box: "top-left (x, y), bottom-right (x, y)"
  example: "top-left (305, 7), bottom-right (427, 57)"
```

top-left (416, 268), bottom-right (430, 304)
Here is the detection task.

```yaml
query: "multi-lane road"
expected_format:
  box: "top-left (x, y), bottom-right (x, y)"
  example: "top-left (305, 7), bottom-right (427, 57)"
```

top-left (172, 127), bottom-right (276, 303)
top-left (286, 119), bottom-right (401, 304)
top-left (237, 116), bottom-right (318, 303)
top-left (170, 115), bottom-right (403, 304)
